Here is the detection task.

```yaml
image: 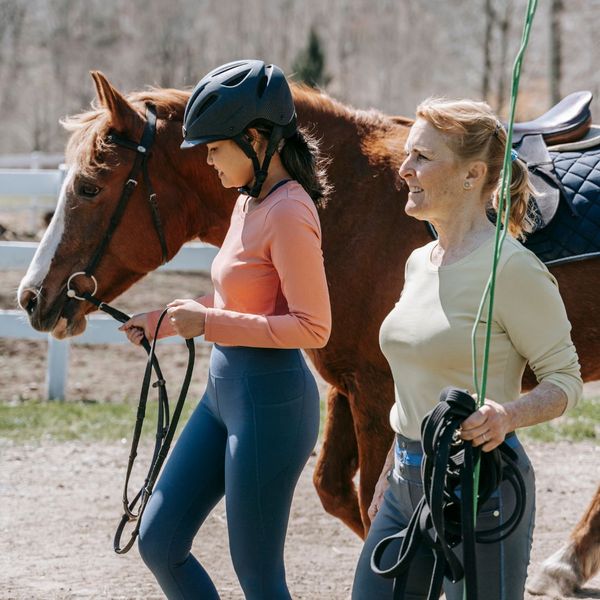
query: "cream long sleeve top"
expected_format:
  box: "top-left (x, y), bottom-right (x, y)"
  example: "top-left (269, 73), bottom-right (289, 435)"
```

top-left (380, 236), bottom-right (582, 440)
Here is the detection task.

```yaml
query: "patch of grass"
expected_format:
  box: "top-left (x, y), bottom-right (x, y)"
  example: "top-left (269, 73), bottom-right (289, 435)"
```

top-left (520, 395), bottom-right (600, 442)
top-left (0, 395), bottom-right (329, 443)
top-left (0, 400), bottom-right (197, 442)
top-left (5, 394), bottom-right (593, 445)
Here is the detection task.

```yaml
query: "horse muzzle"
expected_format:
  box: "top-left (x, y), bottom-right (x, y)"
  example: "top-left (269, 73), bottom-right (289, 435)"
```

top-left (18, 285), bottom-right (88, 338)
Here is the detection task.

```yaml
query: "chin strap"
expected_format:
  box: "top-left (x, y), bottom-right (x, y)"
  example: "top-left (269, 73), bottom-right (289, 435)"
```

top-left (234, 124), bottom-right (287, 198)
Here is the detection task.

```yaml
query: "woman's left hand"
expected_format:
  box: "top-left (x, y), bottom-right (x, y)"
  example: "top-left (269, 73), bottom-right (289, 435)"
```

top-left (459, 398), bottom-right (514, 452)
top-left (166, 298), bottom-right (207, 339)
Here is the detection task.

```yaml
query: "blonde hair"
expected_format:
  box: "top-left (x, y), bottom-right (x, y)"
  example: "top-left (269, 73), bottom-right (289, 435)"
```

top-left (415, 97), bottom-right (535, 240)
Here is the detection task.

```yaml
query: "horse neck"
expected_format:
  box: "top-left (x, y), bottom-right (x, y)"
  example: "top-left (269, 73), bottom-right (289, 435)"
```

top-left (159, 123), bottom-right (237, 249)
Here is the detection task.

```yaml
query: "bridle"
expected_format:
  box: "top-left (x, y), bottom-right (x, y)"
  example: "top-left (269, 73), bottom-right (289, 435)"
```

top-left (65, 104), bottom-right (168, 304)
top-left (64, 103), bottom-right (195, 554)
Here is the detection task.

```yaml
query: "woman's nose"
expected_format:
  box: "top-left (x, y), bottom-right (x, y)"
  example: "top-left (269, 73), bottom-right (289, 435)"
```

top-left (398, 157), bottom-right (413, 180)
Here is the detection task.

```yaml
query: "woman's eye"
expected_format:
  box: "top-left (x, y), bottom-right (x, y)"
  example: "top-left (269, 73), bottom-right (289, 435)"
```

top-left (78, 183), bottom-right (101, 198)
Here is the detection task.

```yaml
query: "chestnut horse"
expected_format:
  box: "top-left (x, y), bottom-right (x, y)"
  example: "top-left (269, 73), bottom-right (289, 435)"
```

top-left (17, 73), bottom-right (600, 590)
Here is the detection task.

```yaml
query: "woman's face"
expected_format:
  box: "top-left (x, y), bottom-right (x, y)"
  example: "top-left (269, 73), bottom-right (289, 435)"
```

top-left (206, 139), bottom-right (255, 189)
top-left (399, 118), bottom-right (468, 222)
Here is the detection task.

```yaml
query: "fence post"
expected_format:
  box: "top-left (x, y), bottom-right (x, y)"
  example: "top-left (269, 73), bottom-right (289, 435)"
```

top-left (46, 335), bottom-right (70, 400)
top-left (29, 152), bottom-right (41, 232)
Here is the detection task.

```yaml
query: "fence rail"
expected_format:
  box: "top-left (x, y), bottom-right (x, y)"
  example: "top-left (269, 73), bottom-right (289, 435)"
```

top-left (1, 167), bottom-right (214, 400)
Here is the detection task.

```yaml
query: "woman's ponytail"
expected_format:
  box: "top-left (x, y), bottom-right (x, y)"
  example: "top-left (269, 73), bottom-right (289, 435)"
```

top-left (279, 127), bottom-right (331, 207)
top-left (491, 157), bottom-right (536, 240)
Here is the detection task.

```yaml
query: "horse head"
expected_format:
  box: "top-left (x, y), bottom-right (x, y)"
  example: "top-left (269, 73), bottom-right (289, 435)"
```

top-left (17, 71), bottom-right (234, 338)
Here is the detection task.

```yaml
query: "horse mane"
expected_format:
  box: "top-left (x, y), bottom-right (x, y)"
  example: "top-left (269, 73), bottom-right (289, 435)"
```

top-left (60, 82), bottom-right (408, 178)
top-left (60, 86), bottom-right (191, 178)
top-left (291, 84), bottom-right (410, 165)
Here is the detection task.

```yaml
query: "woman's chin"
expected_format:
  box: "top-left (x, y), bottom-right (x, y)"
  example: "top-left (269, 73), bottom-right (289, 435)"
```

top-left (405, 202), bottom-right (427, 221)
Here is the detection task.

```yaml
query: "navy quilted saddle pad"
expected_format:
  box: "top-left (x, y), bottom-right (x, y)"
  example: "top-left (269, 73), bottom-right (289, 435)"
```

top-left (523, 147), bottom-right (600, 264)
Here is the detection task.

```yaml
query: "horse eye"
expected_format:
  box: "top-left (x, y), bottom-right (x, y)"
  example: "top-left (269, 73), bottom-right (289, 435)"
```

top-left (78, 183), bottom-right (101, 198)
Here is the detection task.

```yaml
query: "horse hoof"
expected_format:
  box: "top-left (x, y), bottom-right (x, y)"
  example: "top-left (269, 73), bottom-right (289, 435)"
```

top-left (527, 543), bottom-right (582, 597)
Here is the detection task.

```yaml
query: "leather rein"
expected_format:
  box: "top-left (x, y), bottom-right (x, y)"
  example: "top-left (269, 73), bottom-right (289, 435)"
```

top-left (64, 104), bottom-right (195, 554)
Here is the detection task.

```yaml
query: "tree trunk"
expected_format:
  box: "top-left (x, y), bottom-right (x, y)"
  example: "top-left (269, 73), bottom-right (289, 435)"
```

top-left (482, 0), bottom-right (494, 101)
top-left (549, 0), bottom-right (563, 105)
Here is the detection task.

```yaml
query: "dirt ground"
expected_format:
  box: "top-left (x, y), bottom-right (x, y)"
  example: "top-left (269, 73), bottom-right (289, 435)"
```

top-left (2, 235), bottom-right (600, 599)
top-left (1, 438), bottom-right (600, 600)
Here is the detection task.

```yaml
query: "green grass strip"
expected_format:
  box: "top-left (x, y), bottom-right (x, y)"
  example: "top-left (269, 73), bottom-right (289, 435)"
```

top-left (0, 395), bottom-right (596, 444)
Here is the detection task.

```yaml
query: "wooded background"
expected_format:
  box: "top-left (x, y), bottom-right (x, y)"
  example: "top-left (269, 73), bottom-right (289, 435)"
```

top-left (1, 0), bottom-right (599, 154)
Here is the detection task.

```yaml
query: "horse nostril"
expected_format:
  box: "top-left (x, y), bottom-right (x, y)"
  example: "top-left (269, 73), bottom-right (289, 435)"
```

top-left (19, 289), bottom-right (38, 315)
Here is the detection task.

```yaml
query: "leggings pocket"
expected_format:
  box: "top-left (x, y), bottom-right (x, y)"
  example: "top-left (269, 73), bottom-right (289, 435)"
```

top-left (244, 368), bottom-right (317, 486)
top-left (245, 368), bottom-right (306, 405)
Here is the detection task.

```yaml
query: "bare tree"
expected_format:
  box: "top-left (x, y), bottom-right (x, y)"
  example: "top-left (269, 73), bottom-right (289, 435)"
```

top-left (482, 0), bottom-right (494, 100)
top-left (549, 0), bottom-right (563, 104)
top-left (496, 0), bottom-right (512, 114)
top-left (0, 0), bottom-right (27, 114)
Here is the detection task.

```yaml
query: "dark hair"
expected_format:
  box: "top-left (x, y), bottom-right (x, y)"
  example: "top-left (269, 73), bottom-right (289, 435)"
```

top-left (248, 124), bottom-right (331, 208)
top-left (416, 97), bottom-right (535, 240)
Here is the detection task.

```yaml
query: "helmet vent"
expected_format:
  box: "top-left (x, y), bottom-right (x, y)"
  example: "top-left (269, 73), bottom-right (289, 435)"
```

top-left (256, 75), bottom-right (268, 98)
top-left (212, 63), bottom-right (241, 77)
top-left (196, 94), bottom-right (218, 116)
top-left (223, 70), bottom-right (251, 87)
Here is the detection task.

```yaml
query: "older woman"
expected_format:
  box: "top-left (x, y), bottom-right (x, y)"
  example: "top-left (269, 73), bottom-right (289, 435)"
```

top-left (352, 98), bottom-right (582, 600)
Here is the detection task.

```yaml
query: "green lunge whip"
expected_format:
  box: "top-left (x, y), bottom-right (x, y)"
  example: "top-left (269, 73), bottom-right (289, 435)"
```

top-left (469, 0), bottom-right (539, 583)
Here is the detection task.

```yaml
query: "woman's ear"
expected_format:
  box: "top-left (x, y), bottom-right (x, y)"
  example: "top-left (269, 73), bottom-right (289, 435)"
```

top-left (246, 128), bottom-right (268, 157)
top-left (465, 160), bottom-right (488, 189)
top-left (245, 128), bottom-right (258, 144)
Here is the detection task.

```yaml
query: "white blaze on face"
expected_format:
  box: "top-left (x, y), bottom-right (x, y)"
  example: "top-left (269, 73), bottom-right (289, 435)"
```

top-left (18, 167), bottom-right (75, 299)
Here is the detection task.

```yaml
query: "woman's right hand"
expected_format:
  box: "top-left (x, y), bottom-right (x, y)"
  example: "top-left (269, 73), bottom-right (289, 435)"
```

top-left (368, 469), bottom-right (391, 522)
top-left (119, 312), bottom-right (153, 346)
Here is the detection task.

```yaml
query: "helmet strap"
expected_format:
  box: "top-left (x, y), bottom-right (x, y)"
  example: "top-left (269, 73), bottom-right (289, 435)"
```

top-left (234, 125), bottom-right (284, 198)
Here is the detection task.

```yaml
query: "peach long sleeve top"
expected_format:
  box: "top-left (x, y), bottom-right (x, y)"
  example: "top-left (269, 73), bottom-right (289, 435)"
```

top-left (152, 180), bottom-right (331, 349)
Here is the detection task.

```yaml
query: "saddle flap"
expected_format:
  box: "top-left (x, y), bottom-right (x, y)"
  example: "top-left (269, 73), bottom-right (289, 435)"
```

top-left (516, 134), bottom-right (561, 231)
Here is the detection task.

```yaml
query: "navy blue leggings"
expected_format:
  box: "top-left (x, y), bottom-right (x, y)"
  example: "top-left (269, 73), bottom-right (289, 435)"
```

top-left (138, 344), bottom-right (320, 599)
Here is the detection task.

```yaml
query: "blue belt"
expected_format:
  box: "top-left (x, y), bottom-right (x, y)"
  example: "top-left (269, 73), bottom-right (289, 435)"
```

top-left (395, 431), bottom-right (519, 468)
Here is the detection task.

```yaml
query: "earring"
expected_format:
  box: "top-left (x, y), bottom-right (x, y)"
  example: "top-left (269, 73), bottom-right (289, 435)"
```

top-left (463, 181), bottom-right (472, 190)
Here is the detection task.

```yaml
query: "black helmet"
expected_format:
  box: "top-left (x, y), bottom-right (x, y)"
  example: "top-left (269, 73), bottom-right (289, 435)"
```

top-left (181, 60), bottom-right (297, 197)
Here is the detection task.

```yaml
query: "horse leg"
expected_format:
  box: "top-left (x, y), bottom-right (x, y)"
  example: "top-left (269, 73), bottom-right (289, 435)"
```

top-left (313, 386), bottom-right (364, 537)
top-left (351, 372), bottom-right (396, 537)
top-left (528, 484), bottom-right (600, 596)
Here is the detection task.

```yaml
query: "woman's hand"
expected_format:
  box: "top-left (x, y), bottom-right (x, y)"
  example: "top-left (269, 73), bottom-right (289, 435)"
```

top-left (460, 398), bottom-right (514, 452)
top-left (119, 312), bottom-right (153, 346)
top-left (368, 469), bottom-right (391, 522)
top-left (166, 298), bottom-right (207, 339)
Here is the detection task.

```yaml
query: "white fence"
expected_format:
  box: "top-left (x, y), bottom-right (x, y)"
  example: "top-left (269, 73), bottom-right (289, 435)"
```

top-left (1, 167), bottom-right (215, 400)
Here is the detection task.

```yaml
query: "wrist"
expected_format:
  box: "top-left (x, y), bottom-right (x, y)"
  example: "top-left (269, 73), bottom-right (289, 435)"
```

top-left (503, 402), bottom-right (518, 433)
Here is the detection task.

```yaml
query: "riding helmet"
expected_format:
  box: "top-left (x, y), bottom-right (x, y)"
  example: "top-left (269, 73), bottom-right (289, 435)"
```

top-left (181, 60), bottom-right (297, 148)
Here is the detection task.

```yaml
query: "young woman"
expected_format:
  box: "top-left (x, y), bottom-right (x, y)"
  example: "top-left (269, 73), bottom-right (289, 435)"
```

top-left (120, 60), bottom-right (331, 600)
top-left (351, 98), bottom-right (583, 600)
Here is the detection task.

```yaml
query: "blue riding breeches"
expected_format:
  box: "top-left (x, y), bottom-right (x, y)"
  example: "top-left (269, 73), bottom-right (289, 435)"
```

top-left (138, 344), bottom-right (320, 600)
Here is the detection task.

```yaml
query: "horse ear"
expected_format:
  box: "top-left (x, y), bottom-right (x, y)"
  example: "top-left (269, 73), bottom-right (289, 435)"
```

top-left (389, 116), bottom-right (414, 127)
top-left (90, 70), bottom-right (143, 135)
